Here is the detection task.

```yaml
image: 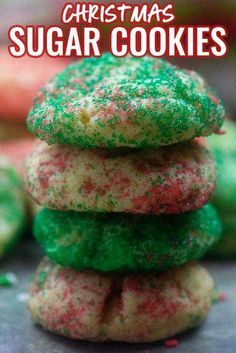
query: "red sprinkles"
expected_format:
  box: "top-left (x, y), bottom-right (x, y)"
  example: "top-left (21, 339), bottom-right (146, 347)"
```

top-left (218, 292), bottom-right (227, 302)
top-left (164, 338), bottom-right (179, 348)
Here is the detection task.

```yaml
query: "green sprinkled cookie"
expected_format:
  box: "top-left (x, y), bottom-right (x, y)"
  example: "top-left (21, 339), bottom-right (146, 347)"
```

top-left (0, 156), bottom-right (26, 258)
top-left (27, 54), bottom-right (225, 148)
top-left (25, 140), bottom-right (216, 214)
top-left (29, 258), bottom-right (213, 342)
top-left (34, 204), bottom-right (221, 272)
top-left (208, 120), bottom-right (236, 257)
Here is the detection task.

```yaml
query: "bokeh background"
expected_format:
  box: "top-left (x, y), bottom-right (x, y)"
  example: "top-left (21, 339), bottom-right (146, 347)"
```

top-left (0, 0), bottom-right (235, 122)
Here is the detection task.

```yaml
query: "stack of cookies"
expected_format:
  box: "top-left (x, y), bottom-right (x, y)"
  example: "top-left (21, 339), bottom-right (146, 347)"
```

top-left (25, 54), bottom-right (224, 342)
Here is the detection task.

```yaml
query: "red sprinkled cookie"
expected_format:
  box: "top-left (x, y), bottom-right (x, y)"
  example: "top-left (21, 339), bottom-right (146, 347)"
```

top-left (28, 258), bottom-right (213, 342)
top-left (25, 140), bottom-right (216, 214)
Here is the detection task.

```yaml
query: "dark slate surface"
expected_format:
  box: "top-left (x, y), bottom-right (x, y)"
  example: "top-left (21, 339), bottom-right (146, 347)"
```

top-left (0, 240), bottom-right (235, 353)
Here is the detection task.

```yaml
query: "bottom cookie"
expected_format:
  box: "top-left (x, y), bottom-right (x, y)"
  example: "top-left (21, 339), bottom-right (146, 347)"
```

top-left (29, 258), bottom-right (213, 342)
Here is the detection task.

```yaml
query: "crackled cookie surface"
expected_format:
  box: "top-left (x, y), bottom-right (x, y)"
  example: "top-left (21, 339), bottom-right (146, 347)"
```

top-left (25, 140), bottom-right (216, 214)
top-left (27, 54), bottom-right (224, 148)
top-left (29, 258), bottom-right (213, 342)
top-left (34, 204), bottom-right (221, 272)
top-left (0, 156), bottom-right (26, 258)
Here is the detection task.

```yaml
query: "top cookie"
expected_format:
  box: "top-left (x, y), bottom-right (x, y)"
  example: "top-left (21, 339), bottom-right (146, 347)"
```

top-left (28, 54), bottom-right (224, 148)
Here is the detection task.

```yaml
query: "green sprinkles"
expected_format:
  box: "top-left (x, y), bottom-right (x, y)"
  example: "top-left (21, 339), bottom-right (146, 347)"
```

top-left (0, 273), bottom-right (17, 287)
top-left (34, 204), bottom-right (221, 272)
top-left (37, 271), bottom-right (49, 289)
top-left (25, 55), bottom-right (223, 343)
top-left (27, 54), bottom-right (225, 148)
